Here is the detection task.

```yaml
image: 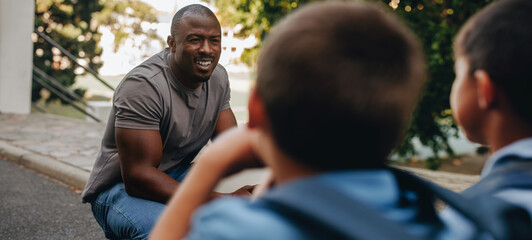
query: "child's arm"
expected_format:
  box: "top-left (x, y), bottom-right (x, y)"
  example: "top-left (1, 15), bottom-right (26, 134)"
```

top-left (252, 172), bottom-right (275, 200)
top-left (149, 127), bottom-right (263, 240)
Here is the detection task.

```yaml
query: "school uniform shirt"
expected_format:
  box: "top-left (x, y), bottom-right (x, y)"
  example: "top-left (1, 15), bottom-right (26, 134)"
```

top-left (439, 137), bottom-right (532, 240)
top-left (185, 169), bottom-right (462, 240)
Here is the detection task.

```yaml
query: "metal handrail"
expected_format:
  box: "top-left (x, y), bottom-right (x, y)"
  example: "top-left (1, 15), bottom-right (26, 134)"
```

top-left (32, 75), bottom-right (101, 122)
top-left (33, 28), bottom-right (115, 91)
top-left (32, 66), bottom-right (90, 108)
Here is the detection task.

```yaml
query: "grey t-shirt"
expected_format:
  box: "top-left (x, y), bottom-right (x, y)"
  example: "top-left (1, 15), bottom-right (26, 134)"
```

top-left (82, 48), bottom-right (231, 202)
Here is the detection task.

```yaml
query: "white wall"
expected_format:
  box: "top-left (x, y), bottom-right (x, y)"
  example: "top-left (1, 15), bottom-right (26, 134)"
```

top-left (0, 0), bottom-right (34, 114)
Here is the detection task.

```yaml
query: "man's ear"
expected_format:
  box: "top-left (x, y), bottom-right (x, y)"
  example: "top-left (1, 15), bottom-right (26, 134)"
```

top-left (248, 87), bottom-right (268, 129)
top-left (474, 70), bottom-right (495, 109)
top-left (167, 35), bottom-right (175, 52)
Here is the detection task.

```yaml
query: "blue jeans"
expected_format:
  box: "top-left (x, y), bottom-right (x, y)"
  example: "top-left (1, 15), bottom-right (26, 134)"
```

top-left (91, 163), bottom-right (191, 240)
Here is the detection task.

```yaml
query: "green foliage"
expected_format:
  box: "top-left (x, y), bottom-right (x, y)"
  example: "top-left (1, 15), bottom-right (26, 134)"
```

top-left (216, 0), bottom-right (313, 67)
top-left (33, 0), bottom-right (160, 103)
top-left (384, 0), bottom-right (493, 164)
top-left (34, 0), bottom-right (103, 102)
top-left (93, 0), bottom-right (160, 52)
top-left (424, 156), bottom-right (442, 170)
top-left (215, 0), bottom-right (493, 166)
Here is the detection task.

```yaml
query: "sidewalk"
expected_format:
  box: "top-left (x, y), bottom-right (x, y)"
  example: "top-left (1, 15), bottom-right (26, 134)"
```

top-left (0, 113), bottom-right (103, 190)
top-left (0, 113), bottom-right (479, 192)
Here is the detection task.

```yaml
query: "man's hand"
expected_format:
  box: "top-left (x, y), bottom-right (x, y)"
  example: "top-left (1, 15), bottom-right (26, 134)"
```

top-left (208, 185), bottom-right (255, 200)
top-left (230, 185), bottom-right (255, 196)
top-left (200, 127), bottom-right (265, 177)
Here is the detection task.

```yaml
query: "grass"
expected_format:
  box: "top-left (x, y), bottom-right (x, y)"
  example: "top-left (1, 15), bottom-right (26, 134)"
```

top-left (73, 74), bottom-right (123, 101)
top-left (32, 99), bottom-right (87, 120)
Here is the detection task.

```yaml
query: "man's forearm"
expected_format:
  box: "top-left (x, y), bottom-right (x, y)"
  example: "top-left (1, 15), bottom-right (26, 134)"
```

top-left (123, 166), bottom-right (226, 204)
top-left (123, 167), bottom-right (180, 204)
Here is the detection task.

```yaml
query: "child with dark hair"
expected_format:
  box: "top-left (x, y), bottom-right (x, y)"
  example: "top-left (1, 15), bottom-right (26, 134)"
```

top-left (150, 1), bottom-right (467, 239)
top-left (441, 0), bottom-right (532, 238)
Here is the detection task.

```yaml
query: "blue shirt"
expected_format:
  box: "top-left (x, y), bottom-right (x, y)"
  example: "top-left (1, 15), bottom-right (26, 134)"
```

top-left (440, 137), bottom-right (532, 239)
top-left (185, 169), bottom-right (456, 239)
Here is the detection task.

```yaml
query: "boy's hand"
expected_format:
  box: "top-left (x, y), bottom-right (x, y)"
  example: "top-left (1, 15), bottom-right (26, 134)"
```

top-left (198, 127), bottom-right (265, 178)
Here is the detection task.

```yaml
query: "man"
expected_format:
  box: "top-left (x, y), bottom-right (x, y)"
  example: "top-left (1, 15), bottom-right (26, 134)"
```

top-left (81, 4), bottom-right (251, 239)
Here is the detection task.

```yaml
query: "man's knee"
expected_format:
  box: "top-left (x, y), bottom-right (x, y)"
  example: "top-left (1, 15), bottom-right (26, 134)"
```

top-left (91, 184), bottom-right (166, 239)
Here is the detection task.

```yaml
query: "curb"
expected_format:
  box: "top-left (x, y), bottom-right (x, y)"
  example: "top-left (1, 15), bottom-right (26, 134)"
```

top-left (0, 140), bottom-right (89, 190)
top-left (0, 139), bottom-right (480, 193)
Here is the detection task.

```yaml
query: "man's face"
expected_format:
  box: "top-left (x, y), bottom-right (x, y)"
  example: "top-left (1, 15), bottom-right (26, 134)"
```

top-left (169, 13), bottom-right (221, 86)
top-left (450, 55), bottom-right (485, 144)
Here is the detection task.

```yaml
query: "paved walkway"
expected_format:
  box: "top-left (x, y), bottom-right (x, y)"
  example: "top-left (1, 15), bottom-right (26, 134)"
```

top-left (0, 113), bottom-right (103, 190)
top-left (0, 113), bottom-right (480, 192)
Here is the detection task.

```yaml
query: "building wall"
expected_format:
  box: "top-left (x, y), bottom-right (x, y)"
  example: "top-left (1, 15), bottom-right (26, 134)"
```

top-left (0, 0), bottom-right (34, 114)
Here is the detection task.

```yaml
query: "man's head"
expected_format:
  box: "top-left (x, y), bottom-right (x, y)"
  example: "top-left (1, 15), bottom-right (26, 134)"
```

top-left (451, 0), bottom-right (532, 143)
top-left (167, 4), bottom-right (221, 88)
top-left (250, 1), bottom-right (425, 170)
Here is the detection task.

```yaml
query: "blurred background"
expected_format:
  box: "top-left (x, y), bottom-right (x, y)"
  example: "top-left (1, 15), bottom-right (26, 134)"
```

top-left (26, 0), bottom-right (495, 172)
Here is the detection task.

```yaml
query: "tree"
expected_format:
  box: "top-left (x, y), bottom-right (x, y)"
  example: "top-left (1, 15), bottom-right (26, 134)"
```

top-left (33, 0), bottom-right (161, 103)
top-left (385, 0), bottom-right (494, 169)
top-left (93, 0), bottom-right (164, 55)
top-left (215, 0), bottom-right (493, 168)
top-left (216, 0), bottom-right (306, 68)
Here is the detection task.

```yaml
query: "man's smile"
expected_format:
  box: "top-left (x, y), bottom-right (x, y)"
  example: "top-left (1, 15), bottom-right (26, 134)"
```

top-left (195, 57), bottom-right (214, 71)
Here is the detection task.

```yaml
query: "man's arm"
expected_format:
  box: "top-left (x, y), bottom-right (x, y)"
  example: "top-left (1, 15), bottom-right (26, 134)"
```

top-left (116, 125), bottom-right (251, 204)
top-left (212, 108), bottom-right (237, 139)
top-left (116, 128), bottom-right (180, 203)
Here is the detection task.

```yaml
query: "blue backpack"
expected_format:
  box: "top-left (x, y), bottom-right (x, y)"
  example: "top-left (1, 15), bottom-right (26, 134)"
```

top-left (259, 166), bottom-right (532, 240)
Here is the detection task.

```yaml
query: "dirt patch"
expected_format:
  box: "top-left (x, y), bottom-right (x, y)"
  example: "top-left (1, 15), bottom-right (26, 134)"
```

top-left (397, 153), bottom-right (489, 175)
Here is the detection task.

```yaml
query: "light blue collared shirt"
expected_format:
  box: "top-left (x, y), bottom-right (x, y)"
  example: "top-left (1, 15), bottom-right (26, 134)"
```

top-left (186, 170), bottom-right (454, 239)
top-left (481, 137), bottom-right (532, 212)
top-left (480, 137), bottom-right (532, 178)
top-left (440, 137), bottom-right (532, 239)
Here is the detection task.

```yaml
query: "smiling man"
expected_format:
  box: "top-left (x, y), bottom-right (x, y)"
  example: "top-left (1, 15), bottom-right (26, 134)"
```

top-left (81, 4), bottom-right (251, 239)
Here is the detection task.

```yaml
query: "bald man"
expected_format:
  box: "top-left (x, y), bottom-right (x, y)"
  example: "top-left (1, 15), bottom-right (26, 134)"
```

top-left (82, 4), bottom-right (250, 239)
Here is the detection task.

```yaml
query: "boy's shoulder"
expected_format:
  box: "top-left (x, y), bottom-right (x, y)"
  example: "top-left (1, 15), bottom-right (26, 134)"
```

top-left (186, 197), bottom-right (311, 239)
top-left (478, 137), bottom-right (532, 180)
top-left (188, 170), bottom-right (444, 239)
top-left (186, 171), bottom-right (396, 239)
top-left (465, 137), bottom-right (532, 211)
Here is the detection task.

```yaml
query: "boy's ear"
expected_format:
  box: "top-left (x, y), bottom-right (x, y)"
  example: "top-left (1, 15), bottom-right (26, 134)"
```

top-left (248, 87), bottom-right (268, 129)
top-left (475, 70), bottom-right (495, 110)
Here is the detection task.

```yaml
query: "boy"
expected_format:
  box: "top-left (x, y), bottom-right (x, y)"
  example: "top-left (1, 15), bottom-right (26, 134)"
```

top-left (442, 0), bottom-right (532, 237)
top-left (150, 1), bottom-right (454, 239)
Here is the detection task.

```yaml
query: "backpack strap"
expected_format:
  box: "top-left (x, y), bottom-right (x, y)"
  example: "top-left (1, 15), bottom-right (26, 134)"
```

top-left (259, 178), bottom-right (428, 240)
top-left (462, 158), bottom-right (532, 197)
top-left (259, 168), bottom-right (532, 240)
top-left (390, 167), bottom-right (532, 240)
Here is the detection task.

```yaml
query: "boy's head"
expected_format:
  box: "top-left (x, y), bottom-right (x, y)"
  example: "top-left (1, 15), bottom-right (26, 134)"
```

top-left (250, 1), bottom-right (425, 170)
top-left (451, 0), bottom-right (532, 144)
